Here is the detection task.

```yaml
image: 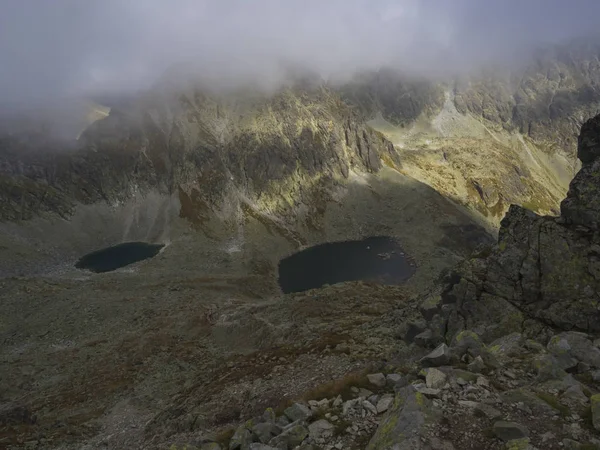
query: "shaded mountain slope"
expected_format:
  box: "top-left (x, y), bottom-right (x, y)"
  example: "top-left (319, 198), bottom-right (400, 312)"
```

top-left (0, 85), bottom-right (397, 224)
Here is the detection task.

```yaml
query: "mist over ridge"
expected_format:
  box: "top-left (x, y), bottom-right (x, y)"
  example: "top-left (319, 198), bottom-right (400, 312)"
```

top-left (2, 0), bottom-right (600, 113)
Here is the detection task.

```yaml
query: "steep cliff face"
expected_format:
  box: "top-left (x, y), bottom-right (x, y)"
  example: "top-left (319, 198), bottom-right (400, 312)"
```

top-left (332, 41), bottom-right (600, 226)
top-left (421, 113), bottom-right (600, 345)
top-left (454, 40), bottom-right (600, 153)
top-left (337, 68), bottom-right (446, 126)
top-left (0, 85), bottom-right (398, 226)
top-left (343, 41), bottom-right (600, 157)
top-left (341, 41), bottom-right (600, 226)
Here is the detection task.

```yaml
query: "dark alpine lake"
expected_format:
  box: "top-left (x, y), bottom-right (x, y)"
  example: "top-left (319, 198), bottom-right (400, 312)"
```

top-left (75, 242), bottom-right (164, 273)
top-left (278, 236), bottom-right (415, 294)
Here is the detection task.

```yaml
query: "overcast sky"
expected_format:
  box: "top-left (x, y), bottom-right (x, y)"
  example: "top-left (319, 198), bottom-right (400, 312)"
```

top-left (1, 0), bottom-right (600, 109)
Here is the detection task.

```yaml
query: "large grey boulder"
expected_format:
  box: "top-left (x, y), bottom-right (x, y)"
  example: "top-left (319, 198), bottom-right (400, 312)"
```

top-left (492, 421), bottom-right (529, 441)
top-left (201, 444), bottom-right (223, 450)
top-left (533, 354), bottom-right (568, 382)
top-left (591, 394), bottom-right (600, 431)
top-left (547, 332), bottom-right (600, 370)
top-left (420, 343), bottom-right (451, 367)
top-left (268, 423), bottom-right (309, 449)
top-left (488, 332), bottom-right (526, 361)
top-left (307, 419), bottom-right (334, 440)
top-left (283, 403), bottom-right (312, 422)
top-left (367, 373), bottom-right (386, 388)
top-left (425, 368), bottom-right (447, 389)
top-left (367, 386), bottom-right (439, 450)
top-left (251, 422), bottom-right (282, 444)
top-left (230, 423), bottom-right (254, 450)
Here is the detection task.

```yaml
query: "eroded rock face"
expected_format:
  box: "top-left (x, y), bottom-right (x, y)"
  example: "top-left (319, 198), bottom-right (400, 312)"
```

top-left (430, 113), bottom-right (600, 339)
top-left (454, 41), bottom-right (600, 153)
top-left (0, 85), bottom-right (399, 223)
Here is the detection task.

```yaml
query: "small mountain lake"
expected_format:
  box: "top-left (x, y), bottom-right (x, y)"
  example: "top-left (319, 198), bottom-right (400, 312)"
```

top-left (75, 242), bottom-right (164, 273)
top-left (278, 236), bottom-right (415, 294)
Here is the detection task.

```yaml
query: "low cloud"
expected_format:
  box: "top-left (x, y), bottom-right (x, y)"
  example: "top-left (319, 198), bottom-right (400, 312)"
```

top-left (1, 0), bottom-right (599, 110)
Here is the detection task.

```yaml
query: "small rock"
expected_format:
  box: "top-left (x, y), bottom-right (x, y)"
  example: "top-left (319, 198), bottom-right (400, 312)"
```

top-left (504, 438), bottom-right (531, 449)
top-left (414, 329), bottom-right (435, 348)
top-left (534, 354), bottom-right (568, 382)
top-left (561, 385), bottom-right (589, 409)
top-left (262, 408), bottom-right (276, 423)
top-left (363, 400), bottom-right (378, 415)
top-left (475, 403), bottom-right (502, 420)
top-left (249, 445), bottom-right (279, 450)
top-left (428, 437), bottom-right (456, 450)
top-left (420, 343), bottom-right (451, 367)
top-left (476, 376), bottom-right (490, 388)
top-left (332, 395), bottom-right (342, 408)
top-left (426, 368), bottom-right (447, 389)
top-left (376, 394), bottom-right (394, 414)
top-left (540, 432), bottom-right (555, 443)
top-left (577, 362), bottom-right (591, 373)
top-left (386, 373), bottom-right (403, 387)
top-left (367, 373), bottom-right (386, 388)
top-left (488, 333), bottom-right (525, 360)
top-left (590, 394), bottom-right (600, 431)
top-left (524, 339), bottom-right (544, 353)
top-left (468, 356), bottom-right (486, 373)
top-left (358, 388), bottom-right (374, 399)
top-left (317, 398), bottom-right (328, 408)
top-left (420, 295), bottom-right (441, 320)
top-left (548, 332), bottom-right (600, 370)
top-left (458, 400), bottom-right (478, 408)
top-left (404, 320), bottom-right (427, 342)
top-left (308, 419), bottom-right (334, 440)
top-left (283, 403), bottom-right (312, 422)
top-left (229, 424), bottom-right (252, 450)
top-left (275, 415), bottom-right (290, 427)
top-left (451, 330), bottom-right (484, 357)
top-left (561, 439), bottom-right (583, 450)
top-left (493, 421), bottom-right (529, 441)
top-left (201, 444), bottom-right (222, 450)
top-left (252, 422), bottom-right (281, 444)
top-left (268, 424), bottom-right (309, 449)
top-left (342, 399), bottom-right (358, 416)
top-left (414, 385), bottom-right (441, 398)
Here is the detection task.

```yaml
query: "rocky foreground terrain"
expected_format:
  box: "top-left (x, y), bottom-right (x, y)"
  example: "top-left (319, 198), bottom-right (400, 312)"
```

top-left (3, 40), bottom-right (600, 449)
top-left (158, 111), bottom-right (600, 449)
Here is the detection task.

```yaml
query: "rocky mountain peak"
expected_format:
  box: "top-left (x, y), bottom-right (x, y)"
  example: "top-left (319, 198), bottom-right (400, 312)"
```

top-left (561, 114), bottom-right (600, 229)
top-left (418, 113), bottom-right (600, 342)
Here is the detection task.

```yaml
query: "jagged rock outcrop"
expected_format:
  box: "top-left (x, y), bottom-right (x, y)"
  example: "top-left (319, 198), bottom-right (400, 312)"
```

top-left (337, 68), bottom-right (446, 126)
top-left (339, 41), bottom-right (600, 159)
top-left (0, 85), bottom-right (399, 224)
top-left (454, 40), bottom-right (600, 154)
top-left (420, 112), bottom-right (600, 345)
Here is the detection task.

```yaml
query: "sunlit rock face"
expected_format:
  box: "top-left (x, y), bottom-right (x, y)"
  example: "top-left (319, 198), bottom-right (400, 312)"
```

top-left (430, 113), bottom-right (600, 342)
